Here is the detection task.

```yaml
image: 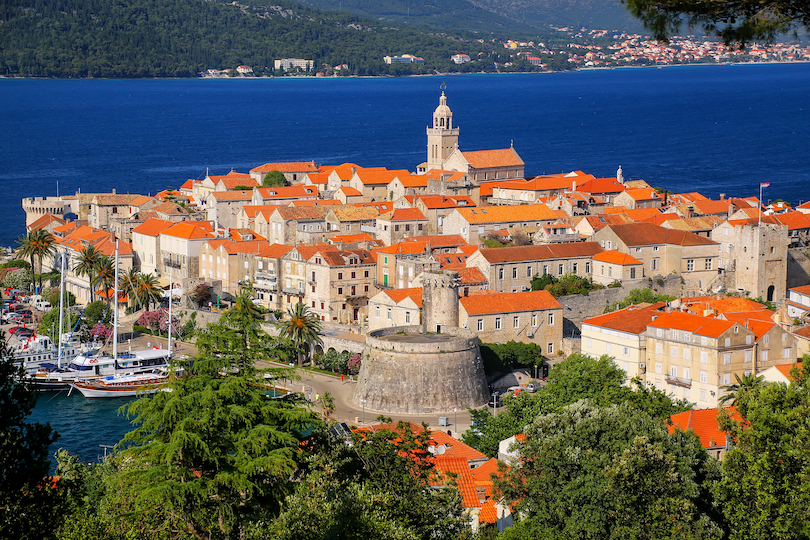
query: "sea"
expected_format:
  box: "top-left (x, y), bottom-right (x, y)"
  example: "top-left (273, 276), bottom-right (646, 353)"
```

top-left (5, 62), bottom-right (810, 465)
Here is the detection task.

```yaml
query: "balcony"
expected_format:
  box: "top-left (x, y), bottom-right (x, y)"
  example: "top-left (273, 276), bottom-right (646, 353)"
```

top-left (665, 375), bottom-right (692, 388)
top-left (281, 286), bottom-right (304, 295)
top-left (163, 258), bottom-right (182, 269)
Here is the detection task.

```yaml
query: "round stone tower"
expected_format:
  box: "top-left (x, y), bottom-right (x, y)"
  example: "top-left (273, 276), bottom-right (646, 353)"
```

top-left (421, 270), bottom-right (460, 334)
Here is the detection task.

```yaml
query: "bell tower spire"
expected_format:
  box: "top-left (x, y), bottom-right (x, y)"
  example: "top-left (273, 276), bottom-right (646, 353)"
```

top-left (426, 83), bottom-right (459, 172)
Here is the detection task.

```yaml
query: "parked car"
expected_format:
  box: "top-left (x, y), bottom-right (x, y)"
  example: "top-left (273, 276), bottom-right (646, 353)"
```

top-left (5, 312), bottom-right (24, 323)
top-left (35, 300), bottom-right (52, 312)
top-left (9, 326), bottom-right (29, 335)
top-left (487, 393), bottom-right (504, 408)
top-left (526, 382), bottom-right (541, 393)
top-left (14, 328), bottom-right (34, 339)
top-left (506, 385), bottom-right (524, 396)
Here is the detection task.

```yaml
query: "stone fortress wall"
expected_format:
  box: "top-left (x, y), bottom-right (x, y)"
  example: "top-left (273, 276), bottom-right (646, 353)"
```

top-left (353, 325), bottom-right (488, 414)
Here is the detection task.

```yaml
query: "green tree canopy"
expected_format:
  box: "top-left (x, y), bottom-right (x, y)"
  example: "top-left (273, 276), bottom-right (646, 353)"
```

top-left (605, 287), bottom-right (675, 312)
top-left (261, 170), bottom-right (289, 187)
top-left (498, 400), bottom-right (723, 540)
top-left (623, 0), bottom-right (810, 46)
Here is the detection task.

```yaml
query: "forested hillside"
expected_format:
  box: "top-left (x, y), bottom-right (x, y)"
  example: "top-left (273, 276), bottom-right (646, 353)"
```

top-left (0, 0), bottom-right (559, 78)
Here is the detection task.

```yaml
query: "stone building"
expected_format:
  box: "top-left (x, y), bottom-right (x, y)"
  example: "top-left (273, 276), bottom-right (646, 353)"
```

top-left (459, 290), bottom-right (563, 358)
top-left (711, 218), bottom-right (788, 302)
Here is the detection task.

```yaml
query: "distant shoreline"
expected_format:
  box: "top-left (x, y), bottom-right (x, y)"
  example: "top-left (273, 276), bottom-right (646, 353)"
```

top-left (1, 59), bottom-right (808, 81)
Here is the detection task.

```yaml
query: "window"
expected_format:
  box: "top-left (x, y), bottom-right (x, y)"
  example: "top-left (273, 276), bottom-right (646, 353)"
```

top-left (700, 389), bottom-right (707, 401)
top-left (723, 373), bottom-right (731, 385)
top-left (670, 366), bottom-right (677, 377)
top-left (700, 351), bottom-right (708, 363)
top-left (527, 266), bottom-right (532, 277)
top-left (495, 317), bottom-right (501, 330)
top-left (585, 262), bottom-right (590, 273)
top-left (705, 258), bottom-right (713, 270)
top-left (761, 350), bottom-right (769, 362)
top-left (338, 287), bottom-right (343, 295)
top-left (630, 267), bottom-right (636, 279)
top-left (655, 343), bottom-right (663, 354)
top-left (321, 302), bottom-right (324, 309)
top-left (559, 264), bottom-right (564, 276)
top-left (548, 343), bottom-right (554, 354)
top-left (418, 223), bottom-right (423, 231)
top-left (405, 311), bottom-right (411, 323)
top-left (653, 246), bottom-right (659, 252)
top-left (655, 362), bottom-right (662, 374)
top-left (364, 270), bottom-right (369, 278)
top-left (512, 267), bottom-right (517, 279)
top-left (764, 334), bottom-right (769, 344)
top-left (364, 285), bottom-right (369, 292)
top-left (311, 301), bottom-right (315, 308)
top-left (387, 308), bottom-right (392, 320)
top-left (383, 256), bottom-right (388, 264)
top-left (586, 338), bottom-right (592, 348)
top-left (499, 268), bottom-right (504, 280)
top-left (723, 353), bottom-right (731, 364)
top-left (477, 319), bottom-right (483, 331)
top-left (548, 313), bottom-right (554, 326)
top-left (606, 343), bottom-right (612, 353)
top-left (687, 259), bottom-right (694, 271)
top-left (543, 265), bottom-right (548, 275)
top-left (700, 370), bottom-right (708, 383)
top-left (701, 336), bottom-right (708, 346)
top-left (725, 337), bottom-right (731, 346)
top-left (670, 346), bottom-right (678, 357)
top-left (531, 314), bottom-right (537, 326)
top-left (351, 286), bottom-right (356, 296)
top-left (651, 258), bottom-right (659, 271)
top-left (783, 333), bottom-right (788, 343)
top-left (683, 348), bottom-right (691, 361)
top-left (623, 347), bottom-right (630, 356)
top-left (513, 316), bottom-right (520, 328)
top-left (573, 263), bottom-right (578, 274)
top-left (394, 225), bottom-right (400, 232)
top-left (746, 335), bottom-right (752, 345)
top-left (375, 306), bottom-right (380, 318)
top-left (351, 272), bottom-right (356, 279)
top-left (784, 347), bottom-right (792, 359)
top-left (744, 350), bottom-right (752, 363)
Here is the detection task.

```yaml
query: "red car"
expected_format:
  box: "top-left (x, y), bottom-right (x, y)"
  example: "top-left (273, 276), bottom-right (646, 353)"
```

top-left (9, 326), bottom-right (31, 335)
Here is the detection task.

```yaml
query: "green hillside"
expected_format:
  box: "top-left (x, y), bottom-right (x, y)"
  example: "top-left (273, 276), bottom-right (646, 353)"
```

top-left (0, 0), bottom-right (553, 78)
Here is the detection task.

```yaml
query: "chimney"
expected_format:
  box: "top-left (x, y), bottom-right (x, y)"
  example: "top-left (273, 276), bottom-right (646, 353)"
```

top-left (720, 193), bottom-right (725, 201)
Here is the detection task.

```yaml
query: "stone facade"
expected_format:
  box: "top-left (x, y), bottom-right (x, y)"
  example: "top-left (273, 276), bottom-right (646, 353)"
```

top-left (421, 270), bottom-right (460, 333)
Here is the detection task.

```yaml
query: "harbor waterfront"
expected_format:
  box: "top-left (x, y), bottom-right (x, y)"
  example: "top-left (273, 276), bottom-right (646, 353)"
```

top-left (2, 63), bottom-right (810, 247)
top-left (8, 62), bottom-right (810, 461)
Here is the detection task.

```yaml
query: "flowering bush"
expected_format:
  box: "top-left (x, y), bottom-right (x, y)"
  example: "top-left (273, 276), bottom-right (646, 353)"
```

top-left (347, 353), bottom-right (362, 375)
top-left (3, 268), bottom-right (31, 289)
top-left (137, 310), bottom-right (165, 332)
top-left (89, 323), bottom-right (113, 342)
top-left (158, 312), bottom-right (182, 337)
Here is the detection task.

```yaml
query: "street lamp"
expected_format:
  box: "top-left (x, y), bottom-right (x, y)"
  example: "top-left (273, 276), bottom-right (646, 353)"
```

top-left (492, 391), bottom-right (498, 416)
top-left (454, 408), bottom-right (457, 435)
top-left (361, 398), bottom-right (367, 424)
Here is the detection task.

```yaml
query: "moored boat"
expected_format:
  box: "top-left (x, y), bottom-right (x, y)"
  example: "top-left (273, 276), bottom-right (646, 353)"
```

top-left (68, 369), bottom-right (171, 398)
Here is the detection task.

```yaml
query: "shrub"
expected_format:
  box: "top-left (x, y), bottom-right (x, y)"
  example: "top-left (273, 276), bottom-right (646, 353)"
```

top-left (89, 323), bottom-right (113, 342)
top-left (3, 268), bottom-right (31, 289)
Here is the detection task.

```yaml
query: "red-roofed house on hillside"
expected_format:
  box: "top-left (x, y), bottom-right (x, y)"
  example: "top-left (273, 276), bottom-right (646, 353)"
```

top-left (412, 194), bottom-right (476, 235)
top-left (460, 290), bottom-right (563, 355)
top-left (249, 161), bottom-right (318, 185)
top-left (49, 225), bottom-right (135, 305)
top-left (465, 242), bottom-right (604, 293)
top-left (645, 311), bottom-right (763, 408)
top-left (375, 241), bottom-right (439, 290)
top-left (368, 287), bottom-right (424, 329)
top-left (158, 221), bottom-right (215, 280)
top-left (489, 171), bottom-right (595, 206)
top-left (196, 171), bottom-right (258, 199)
top-left (669, 408), bottom-right (736, 460)
top-left (590, 250), bottom-right (644, 286)
top-left (581, 302), bottom-right (668, 383)
top-left (760, 362), bottom-right (800, 384)
top-left (26, 213), bottom-right (67, 234)
top-left (304, 248), bottom-right (376, 323)
top-left (375, 208), bottom-right (429, 246)
top-left (252, 243), bottom-right (294, 310)
top-left (199, 233), bottom-right (270, 295)
top-left (613, 187), bottom-right (662, 209)
top-left (593, 222), bottom-right (719, 291)
top-left (711, 219), bottom-right (787, 302)
top-left (132, 218), bottom-right (176, 276)
top-left (443, 204), bottom-right (558, 246)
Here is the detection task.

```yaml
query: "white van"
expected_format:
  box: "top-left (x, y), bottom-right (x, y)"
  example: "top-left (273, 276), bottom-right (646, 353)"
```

top-left (35, 300), bottom-right (52, 312)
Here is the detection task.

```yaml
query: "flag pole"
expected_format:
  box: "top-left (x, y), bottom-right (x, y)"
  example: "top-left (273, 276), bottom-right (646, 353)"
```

top-left (758, 183), bottom-right (762, 227)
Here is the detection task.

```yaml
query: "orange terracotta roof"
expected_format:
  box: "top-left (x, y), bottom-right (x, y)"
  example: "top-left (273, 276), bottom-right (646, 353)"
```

top-left (355, 169), bottom-right (409, 185)
top-left (720, 313), bottom-right (774, 339)
top-left (462, 147), bottom-right (524, 168)
top-left (132, 218), bottom-right (176, 237)
top-left (209, 172), bottom-right (256, 190)
top-left (329, 206), bottom-right (379, 221)
top-left (241, 205), bottom-right (283, 220)
top-left (403, 234), bottom-right (467, 247)
top-left (478, 242), bottom-right (603, 263)
top-left (692, 199), bottom-right (731, 215)
top-left (305, 172), bottom-right (329, 184)
top-left (774, 211), bottom-right (810, 230)
top-left (211, 191), bottom-right (254, 201)
top-left (454, 204), bottom-right (557, 224)
top-left (257, 185), bottom-right (319, 199)
top-left (461, 290), bottom-right (561, 316)
top-left (161, 221), bottom-right (214, 240)
top-left (607, 222), bottom-right (718, 247)
top-left (775, 363), bottom-right (797, 381)
top-left (250, 161), bottom-right (318, 174)
top-left (258, 243), bottom-right (294, 259)
top-left (414, 195), bottom-right (476, 209)
top-left (206, 238), bottom-right (271, 255)
top-left (398, 174), bottom-right (428, 188)
top-left (290, 199), bottom-right (341, 207)
top-left (669, 408), bottom-right (739, 449)
top-left (180, 179), bottom-right (195, 190)
top-left (576, 177), bottom-right (625, 194)
top-left (328, 233), bottom-right (376, 244)
top-left (129, 195), bottom-right (155, 206)
top-left (27, 213), bottom-right (66, 231)
top-left (338, 186), bottom-right (362, 197)
top-left (378, 208), bottom-right (427, 222)
top-left (428, 429), bottom-right (487, 461)
top-left (383, 288), bottom-right (423, 307)
top-left (356, 201), bottom-right (392, 213)
top-left (376, 241), bottom-right (430, 255)
top-left (456, 266), bottom-right (487, 284)
top-left (432, 456), bottom-right (480, 508)
top-left (622, 188), bottom-right (661, 201)
top-left (680, 296), bottom-right (766, 315)
top-left (647, 311), bottom-right (736, 338)
top-left (591, 250), bottom-right (641, 265)
top-left (583, 302), bottom-right (668, 334)
top-left (273, 206), bottom-right (330, 221)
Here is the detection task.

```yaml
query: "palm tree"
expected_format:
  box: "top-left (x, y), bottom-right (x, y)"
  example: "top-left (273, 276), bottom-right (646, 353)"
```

top-left (719, 372), bottom-right (765, 416)
top-left (74, 245), bottom-right (103, 302)
top-left (274, 303), bottom-right (323, 367)
top-left (134, 273), bottom-right (163, 311)
top-left (321, 391), bottom-right (335, 421)
top-left (94, 256), bottom-right (115, 306)
top-left (15, 233), bottom-right (36, 292)
top-left (121, 267), bottom-right (142, 309)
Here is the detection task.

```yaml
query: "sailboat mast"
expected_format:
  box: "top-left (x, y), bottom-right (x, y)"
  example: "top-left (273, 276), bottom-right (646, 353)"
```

top-left (168, 266), bottom-right (173, 355)
top-left (57, 252), bottom-right (66, 368)
top-left (112, 240), bottom-right (119, 365)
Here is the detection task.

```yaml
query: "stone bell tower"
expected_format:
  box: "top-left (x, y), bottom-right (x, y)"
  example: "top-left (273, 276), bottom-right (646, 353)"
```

top-left (426, 90), bottom-right (460, 172)
top-left (422, 270), bottom-right (460, 333)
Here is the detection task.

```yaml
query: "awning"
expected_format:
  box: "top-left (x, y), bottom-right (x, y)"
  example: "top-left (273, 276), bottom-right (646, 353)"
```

top-left (155, 277), bottom-right (171, 288)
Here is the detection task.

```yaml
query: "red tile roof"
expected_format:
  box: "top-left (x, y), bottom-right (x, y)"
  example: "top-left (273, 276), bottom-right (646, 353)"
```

top-left (378, 208), bottom-right (427, 222)
top-left (576, 177), bottom-right (625, 194)
top-left (462, 147), bottom-right (524, 168)
top-left (27, 213), bottom-right (66, 231)
top-left (383, 288), bottom-right (423, 307)
top-left (583, 302), bottom-right (667, 334)
top-left (669, 408), bottom-right (739, 449)
top-left (461, 290), bottom-right (561, 316)
top-left (250, 161), bottom-right (318, 174)
top-left (131, 218), bottom-right (176, 237)
top-left (454, 204), bottom-right (557, 224)
top-left (209, 172), bottom-right (256, 190)
top-left (647, 311), bottom-right (736, 338)
top-left (606, 222), bottom-right (718, 247)
top-left (258, 243), bottom-right (294, 259)
top-left (161, 221), bottom-right (214, 240)
top-left (477, 241), bottom-right (603, 263)
top-left (591, 250), bottom-right (641, 265)
top-left (257, 185), bottom-right (319, 199)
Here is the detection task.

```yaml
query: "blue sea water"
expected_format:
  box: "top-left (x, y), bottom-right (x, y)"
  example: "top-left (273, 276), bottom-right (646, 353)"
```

top-left (4, 63), bottom-right (810, 463)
